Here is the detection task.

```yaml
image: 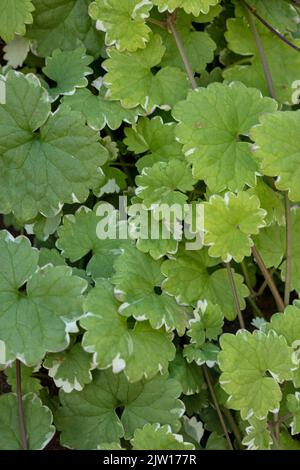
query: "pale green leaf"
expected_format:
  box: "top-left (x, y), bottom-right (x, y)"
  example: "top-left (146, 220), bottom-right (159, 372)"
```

top-left (89, 0), bottom-right (152, 52)
top-left (103, 34), bottom-right (189, 112)
top-left (219, 330), bottom-right (294, 419)
top-left (153, 0), bottom-right (220, 16)
top-left (204, 192), bottom-right (266, 262)
top-left (132, 423), bottom-right (194, 450)
top-left (173, 81), bottom-right (277, 192)
top-left (0, 0), bottom-right (34, 42)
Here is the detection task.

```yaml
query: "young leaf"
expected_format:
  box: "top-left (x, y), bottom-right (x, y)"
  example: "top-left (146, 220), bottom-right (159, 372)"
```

top-left (287, 392), bottom-right (300, 435)
top-left (153, 0), bottom-right (221, 16)
top-left (187, 301), bottom-right (224, 346)
top-left (219, 330), bottom-right (294, 419)
top-left (89, 0), bottom-right (152, 52)
top-left (124, 116), bottom-right (184, 172)
top-left (131, 423), bottom-right (194, 450)
top-left (135, 160), bottom-right (195, 209)
top-left (44, 343), bottom-right (94, 393)
top-left (173, 81), bottom-right (277, 192)
top-left (113, 247), bottom-right (191, 335)
top-left (103, 34), bottom-right (189, 112)
top-left (203, 192), bottom-right (266, 262)
top-left (0, 393), bottom-right (55, 450)
top-left (62, 87), bottom-right (140, 131)
top-left (169, 352), bottom-right (206, 395)
top-left (242, 417), bottom-right (273, 450)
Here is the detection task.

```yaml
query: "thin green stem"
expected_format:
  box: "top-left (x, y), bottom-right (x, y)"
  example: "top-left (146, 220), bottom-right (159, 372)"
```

top-left (166, 13), bottom-right (198, 90)
top-left (252, 247), bottom-right (285, 312)
top-left (284, 193), bottom-right (292, 306)
top-left (242, 0), bottom-right (300, 53)
top-left (240, 261), bottom-right (262, 317)
top-left (16, 360), bottom-right (28, 450)
top-left (244, 5), bottom-right (276, 99)
top-left (203, 365), bottom-right (234, 450)
top-left (225, 262), bottom-right (245, 329)
top-left (147, 17), bottom-right (168, 30)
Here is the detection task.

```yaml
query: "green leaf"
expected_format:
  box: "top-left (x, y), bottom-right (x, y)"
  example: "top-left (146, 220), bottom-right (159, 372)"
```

top-left (242, 417), bottom-right (272, 450)
top-left (184, 342), bottom-right (219, 368)
top-left (89, 0), bottom-right (152, 52)
top-left (28, 0), bottom-right (103, 57)
top-left (44, 343), bottom-right (94, 393)
top-left (287, 392), bottom-right (300, 435)
top-left (57, 206), bottom-right (129, 279)
top-left (251, 111), bottom-right (300, 202)
top-left (162, 248), bottom-right (249, 320)
top-left (247, 179), bottom-right (285, 226)
top-left (169, 352), bottom-right (206, 395)
top-left (5, 363), bottom-right (42, 395)
top-left (124, 116), bottom-right (184, 172)
top-left (236, 0), bottom-right (299, 34)
top-left (253, 224), bottom-right (285, 269)
top-left (224, 17), bottom-right (300, 104)
top-left (280, 208), bottom-right (300, 293)
top-left (187, 301), bottom-right (224, 346)
top-left (204, 192), bottom-right (266, 262)
top-left (268, 304), bottom-right (300, 347)
top-left (43, 47), bottom-right (93, 99)
top-left (0, 231), bottom-right (87, 365)
top-left (0, 0), bottom-right (34, 42)
top-left (153, 0), bottom-right (221, 16)
top-left (3, 36), bottom-right (30, 68)
top-left (55, 370), bottom-right (184, 449)
top-left (112, 247), bottom-right (192, 335)
top-left (81, 279), bottom-right (175, 382)
top-left (103, 34), bottom-right (189, 112)
top-left (219, 330), bottom-right (294, 419)
top-left (136, 160), bottom-right (195, 208)
top-left (62, 87), bottom-right (140, 131)
top-left (132, 423), bottom-right (194, 450)
top-left (173, 82), bottom-right (277, 192)
top-left (0, 71), bottom-right (107, 221)
top-left (0, 393), bottom-right (55, 450)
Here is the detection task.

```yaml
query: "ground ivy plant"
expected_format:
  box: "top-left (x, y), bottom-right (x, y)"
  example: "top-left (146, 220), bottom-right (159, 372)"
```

top-left (0, 0), bottom-right (300, 451)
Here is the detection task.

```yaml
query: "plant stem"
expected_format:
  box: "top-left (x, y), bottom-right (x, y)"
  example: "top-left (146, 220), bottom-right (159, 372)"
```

top-left (240, 261), bottom-right (262, 317)
top-left (166, 13), bottom-right (198, 90)
top-left (244, 5), bottom-right (276, 99)
top-left (225, 262), bottom-right (245, 329)
top-left (284, 193), bottom-right (292, 306)
top-left (274, 413), bottom-right (280, 449)
top-left (221, 407), bottom-right (244, 449)
top-left (252, 247), bottom-right (285, 312)
top-left (242, 0), bottom-right (300, 53)
top-left (147, 17), bottom-right (168, 30)
top-left (203, 365), bottom-right (234, 450)
top-left (16, 359), bottom-right (28, 450)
